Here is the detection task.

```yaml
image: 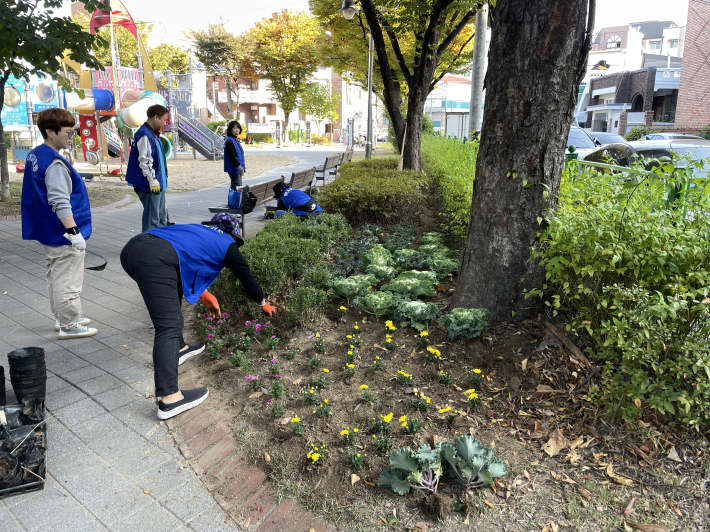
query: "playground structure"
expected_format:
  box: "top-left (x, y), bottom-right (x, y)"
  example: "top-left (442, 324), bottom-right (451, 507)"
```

top-left (2, 0), bottom-right (223, 173)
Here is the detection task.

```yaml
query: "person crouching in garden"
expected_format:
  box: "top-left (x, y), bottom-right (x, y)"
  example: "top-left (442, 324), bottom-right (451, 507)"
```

top-left (224, 120), bottom-right (246, 190)
top-left (120, 213), bottom-right (276, 419)
top-left (272, 181), bottom-right (324, 220)
top-left (125, 104), bottom-right (169, 232)
top-left (21, 108), bottom-right (98, 340)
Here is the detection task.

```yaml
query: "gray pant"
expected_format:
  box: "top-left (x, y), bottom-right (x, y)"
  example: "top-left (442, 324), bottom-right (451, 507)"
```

top-left (134, 186), bottom-right (167, 232)
top-left (42, 244), bottom-right (85, 329)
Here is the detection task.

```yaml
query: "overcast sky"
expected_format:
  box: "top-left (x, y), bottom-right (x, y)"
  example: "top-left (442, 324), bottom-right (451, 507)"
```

top-left (60, 0), bottom-right (691, 48)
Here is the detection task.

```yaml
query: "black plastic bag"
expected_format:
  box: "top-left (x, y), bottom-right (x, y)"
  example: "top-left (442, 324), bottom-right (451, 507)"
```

top-left (0, 452), bottom-right (22, 489)
top-left (240, 185), bottom-right (258, 214)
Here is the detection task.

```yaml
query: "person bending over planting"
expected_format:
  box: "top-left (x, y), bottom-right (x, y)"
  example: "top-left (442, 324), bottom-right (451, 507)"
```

top-left (120, 213), bottom-right (276, 419)
top-left (272, 181), bottom-right (324, 220)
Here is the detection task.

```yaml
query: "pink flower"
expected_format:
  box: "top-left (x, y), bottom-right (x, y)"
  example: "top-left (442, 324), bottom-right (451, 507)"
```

top-left (207, 333), bottom-right (214, 340)
top-left (264, 323), bottom-right (270, 328)
top-left (203, 313), bottom-right (209, 318)
top-left (274, 374), bottom-right (282, 379)
top-left (245, 320), bottom-right (252, 326)
top-left (206, 317), bottom-right (213, 322)
top-left (222, 312), bottom-right (229, 319)
top-left (239, 310), bottom-right (243, 316)
top-left (270, 335), bottom-right (276, 339)
top-left (255, 324), bottom-right (262, 332)
top-left (270, 358), bottom-right (277, 364)
top-left (206, 325), bottom-right (213, 330)
top-left (266, 398), bottom-right (273, 405)
top-left (217, 320), bottom-right (223, 325)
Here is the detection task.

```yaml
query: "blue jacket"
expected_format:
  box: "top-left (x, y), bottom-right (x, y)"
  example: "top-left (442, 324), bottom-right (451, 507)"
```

top-left (224, 137), bottom-right (245, 174)
top-left (21, 144), bottom-right (92, 246)
top-left (126, 123), bottom-right (167, 192)
top-left (147, 224), bottom-right (234, 304)
top-left (277, 187), bottom-right (324, 217)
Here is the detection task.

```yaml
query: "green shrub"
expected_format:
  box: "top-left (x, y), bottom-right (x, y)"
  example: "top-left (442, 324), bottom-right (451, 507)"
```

top-left (317, 158), bottom-right (431, 224)
top-left (302, 267), bottom-right (332, 291)
top-left (530, 156), bottom-right (710, 427)
top-left (250, 133), bottom-right (274, 144)
top-left (206, 120), bottom-right (227, 133)
top-left (624, 125), bottom-right (660, 141)
top-left (422, 135), bottom-right (478, 240)
top-left (699, 124), bottom-right (710, 140)
top-left (287, 286), bottom-right (332, 324)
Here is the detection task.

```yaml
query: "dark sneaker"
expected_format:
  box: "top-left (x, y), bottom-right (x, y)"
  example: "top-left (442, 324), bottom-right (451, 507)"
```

top-left (158, 388), bottom-right (209, 420)
top-left (178, 342), bottom-right (205, 366)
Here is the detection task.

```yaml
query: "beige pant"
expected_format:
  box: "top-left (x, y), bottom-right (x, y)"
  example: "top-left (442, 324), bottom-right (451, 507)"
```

top-left (42, 244), bottom-right (85, 329)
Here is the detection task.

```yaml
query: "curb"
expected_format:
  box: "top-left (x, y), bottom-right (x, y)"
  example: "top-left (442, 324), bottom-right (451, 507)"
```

top-left (165, 371), bottom-right (333, 532)
top-left (0, 194), bottom-right (136, 222)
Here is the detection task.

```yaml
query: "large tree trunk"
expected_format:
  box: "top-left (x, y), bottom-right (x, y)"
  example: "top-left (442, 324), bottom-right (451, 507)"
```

top-left (0, 78), bottom-right (10, 203)
top-left (225, 76), bottom-right (236, 119)
top-left (451, 0), bottom-right (591, 320)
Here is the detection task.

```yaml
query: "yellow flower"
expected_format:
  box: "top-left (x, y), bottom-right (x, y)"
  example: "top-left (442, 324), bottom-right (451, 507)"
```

top-left (340, 429), bottom-right (350, 435)
top-left (382, 412), bottom-right (394, 423)
top-left (346, 363), bottom-right (354, 368)
top-left (311, 453), bottom-right (321, 462)
top-left (316, 333), bottom-right (320, 338)
top-left (360, 384), bottom-right (368, 389)
top-left (353, 428), bottom-right (358, 433)
top-left (347, 335), bottom-right (352, 339)
top-left (420, 331), bottom-right (428, 337)
top-left (349, 345), bottom-right (354, 349)
top-left (291, 416), bottom-right (301, 423)
top-left (465, 388), bottom-right (476, 395)
top-left (323, 368), bottom-right (330, 373)
top-left (347, 351), bottom-right (353, 355)
top-left (399, 415), bottom-right (407, 423)
top-left (438, 407), bottom-right (451, 414)
top-left (340, 306), bottom-right (347, 310)
top-left (385, 320), bottom-right (395, 331)
top-left (426, 398), bottom-right (431, 404)
top-left (354, 325), bottom-right (359, 330)
top-left (324, 399), bottom-right (328, 403)
top-left (473, 368), bottom-right (482, 374)
top-left (386, 338), bottom-right (392, 343)
top-left (307, 452), bottom-right (312, 458)
top-left (356, 453), bottom-right (361, 457)
top-left (312, 410), bottom-right (316, 413)
top-left (373, 434), bottom-right (376, 438)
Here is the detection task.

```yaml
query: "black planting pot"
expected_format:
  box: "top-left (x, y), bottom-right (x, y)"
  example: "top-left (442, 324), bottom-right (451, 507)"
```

top-left (7, 348), bottom-right (46, 404)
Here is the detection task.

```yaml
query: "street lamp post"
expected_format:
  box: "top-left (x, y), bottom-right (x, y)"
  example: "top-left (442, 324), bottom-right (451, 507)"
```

top-left (340, 0), bottom-right (373, 159)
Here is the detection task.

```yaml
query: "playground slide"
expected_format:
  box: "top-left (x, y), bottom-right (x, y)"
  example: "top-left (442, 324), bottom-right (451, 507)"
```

top-left (103, 126), bottom-right (121, 157)
top-left (177, 113), bottom-right (224, 160)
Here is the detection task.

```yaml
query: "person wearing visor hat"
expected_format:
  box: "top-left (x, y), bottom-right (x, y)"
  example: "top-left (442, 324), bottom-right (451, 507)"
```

top-left (120, 213), bottom-right (275, 419)
top-left (272, 181), bottom-right (324, 220)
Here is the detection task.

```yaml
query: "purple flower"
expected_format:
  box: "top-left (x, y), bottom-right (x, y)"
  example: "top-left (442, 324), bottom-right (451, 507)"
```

top-left (245, 375), bottom-right (258, 382)
top-left (270, 358), bottom-right (277, 364)
top-left (245, 320), bottom-right (252, 326)
top-left (203, 313), bottom-right (209, 318)
top-left (265, 323), bottom-right (270, 327)
top-left (217, 320), bottom-right (223, 325)
top-left (274, 374), bottom-right (282, 379)
top-left (255, 324), bottom-right (262, 332)
top-left (206, 325), bottom-right (213, 330)
top-left (270, 335), bottom-right (276, 339)
top-left (239, 310), bottom-right (243, 316)
top-left (207, 333), bottom-right (214, 340)
top-left (266, 398), bottom-right (274, 405)
top-left (206, 317), bottom-right (213, 322)
top-left (222, 312), bottom-right (229, 319)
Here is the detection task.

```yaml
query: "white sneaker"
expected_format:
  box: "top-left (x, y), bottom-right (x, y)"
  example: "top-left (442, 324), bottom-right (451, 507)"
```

top-left (58, 323), bottom-right (99, 340)
top-left (54, 317), bottom-right (92, 331)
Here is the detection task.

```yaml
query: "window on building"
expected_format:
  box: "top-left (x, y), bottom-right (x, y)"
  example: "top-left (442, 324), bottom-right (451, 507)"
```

top-left (650, 41), bottom-right (662, 50)
top-left (670, 40), bottom-right (679, 49)
top-left (606, 35), bottom-right (622, 49)
top-left (605, 98), bottom-right (615, 104)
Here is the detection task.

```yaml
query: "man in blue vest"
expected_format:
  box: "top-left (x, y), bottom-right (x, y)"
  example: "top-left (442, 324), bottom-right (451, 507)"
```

top-left (21, 108), bottom-right (98, 339)
top-left (120, 214), bottom-right (276, 419)
top-left (272, 181), bottom-right (324, 220)
top-left (126, 104), bottom-right (169, 232)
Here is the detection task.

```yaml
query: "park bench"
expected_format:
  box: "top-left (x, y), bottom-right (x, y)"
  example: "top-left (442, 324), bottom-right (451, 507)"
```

top-left (288, 167), bottom-right (316, 190)
top-left (206, 176), bottom-right (285, 234)
top-left (313, 154), bottom-right (343, 188)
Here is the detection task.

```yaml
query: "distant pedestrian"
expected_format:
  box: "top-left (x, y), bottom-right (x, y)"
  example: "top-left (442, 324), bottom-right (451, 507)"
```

top-left (21, 108), bottom-right (98, 339)
top-left (126, 104), bottom-right (169, 232)
top-left (224, 120), bottom-right (245, 190)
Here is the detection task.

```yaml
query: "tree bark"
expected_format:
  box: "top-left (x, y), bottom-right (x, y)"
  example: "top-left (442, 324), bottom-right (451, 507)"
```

top-left (451, 0), bottom-right (591, 320)
top-left (0, 76), bottom-right (10, 203)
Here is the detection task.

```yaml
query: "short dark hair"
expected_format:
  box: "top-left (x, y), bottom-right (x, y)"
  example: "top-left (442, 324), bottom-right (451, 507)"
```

top-left (226, 120), bottom-right (242, 138)
top-left (37, 108), bottom-right (75, 140)
top-left (147, 104), bottom-right (169, 119)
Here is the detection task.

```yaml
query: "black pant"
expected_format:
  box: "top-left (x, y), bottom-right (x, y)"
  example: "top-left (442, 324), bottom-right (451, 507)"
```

top-left (228, 170), bottom-right (243, 190)
top-left (120, 233), bottom-right (187, 397)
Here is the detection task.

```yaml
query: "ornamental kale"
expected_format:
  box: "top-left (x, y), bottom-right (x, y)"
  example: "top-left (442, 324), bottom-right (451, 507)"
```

top-left (440, 308), bottom-right (488, 339)
top-left (393, 249), bottom-right (418, 271)
top-left (331, 274), bottom-right (378, 302)
top-left (362, 244), bottom-right (395, 269)
top-left (382, 271), bottom-right (437, 299)
top-left (383, 234), bottom-right (415, 252)
top-left (390, 299), bottom-right (441, 331)
top-left (439, 436), bottom-right (507, 494)
top-left (377, 445), bottom-right (443, 495)
top-left (364, 264), bottom-right (398, 281)
top-left (424, 256), bottom-right (460, 278)
top-left (389, 224), bottom-right (417, 237)
top-left (358, 291), bottom-right (397, 317)
top-left (419, 232), bottom-right (445, 245)
top-left (361, 223), bottom-right (384, 236)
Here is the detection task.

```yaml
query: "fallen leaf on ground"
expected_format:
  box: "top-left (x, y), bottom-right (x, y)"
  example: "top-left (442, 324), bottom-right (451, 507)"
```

top-left (463, 514), bottom-right (470, 525)
top-left (536, 384), bottom-right (558, 395)
top-left (624, 496), bottom-right (637, 516)
top-left (249, 391), bottom-right (263, 399)
top-left (543, 429), bottom-right (568, 457)
top-left (351, 474), bottom-right (360, 485)
top-left (292, 377), bottom-right (303, 385)
top-left (634, 398), bottom-right (642, 408)
top-left (521, 358), bottom-right (528, 371)
top-left (243, 517), bottom-right (251, 528)
top-left (143, 489), bottom-right (151, 494)
top-left (415, 522), bottom-right (428, 531)
top-left (627, 523), bottom-right (668, 532)
top-left (667, 447), bottom-right (681, 462)
top-left (577, 487), bottom-right (593, 501)
top-left (568, 436), bottom-right (584, 450)
top-left (606, 464), bottom-right (634, 486)
top-left (264, 452), bottom-right (271, 463)
top-left (667, 500), bottom-right (682, 517)
top-left (314, 478), bottom-right (321, 490)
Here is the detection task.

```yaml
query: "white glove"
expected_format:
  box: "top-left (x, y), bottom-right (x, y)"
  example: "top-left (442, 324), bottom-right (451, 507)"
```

top-left (65, 232), bottom-right (86, 251)
top-left (149, 178), bottom-right (161, 195)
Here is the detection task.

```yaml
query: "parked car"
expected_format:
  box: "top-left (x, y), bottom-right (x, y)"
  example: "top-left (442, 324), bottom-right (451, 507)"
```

top-left (638, 133), bottom-right (704, 141)
top-left (579, 143), bottom-right (637, 167)
top-left (567, 125), bottom-right (600, 157)
top-left (589, 132), bottom-right (629, 146)
top-left (377, 132), bottom-right (389, 142)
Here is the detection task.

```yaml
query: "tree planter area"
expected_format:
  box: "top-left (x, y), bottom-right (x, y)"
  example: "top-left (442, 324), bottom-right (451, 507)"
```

top-left (178, 156), bottom-right (709, 530)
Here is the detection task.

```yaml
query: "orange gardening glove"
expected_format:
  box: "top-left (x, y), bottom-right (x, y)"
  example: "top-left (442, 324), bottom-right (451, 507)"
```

top-left (199, 290), bottom-right (221, 319)
top-left (261, 302), bottom-right (276, 317)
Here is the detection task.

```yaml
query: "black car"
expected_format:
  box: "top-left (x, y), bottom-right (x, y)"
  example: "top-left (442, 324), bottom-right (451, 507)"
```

top-left (566, 125), bottom-right (599, 157)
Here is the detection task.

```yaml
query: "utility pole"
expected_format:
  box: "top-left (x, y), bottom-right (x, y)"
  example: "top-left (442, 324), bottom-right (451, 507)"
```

top-left (468, 3), bottom-right (489, 138)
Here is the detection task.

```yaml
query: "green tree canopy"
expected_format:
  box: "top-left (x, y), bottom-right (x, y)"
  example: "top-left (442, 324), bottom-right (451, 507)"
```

top-left (299, 82), bottom-right (340, 134)
top-left (0, 0), bottom-right (109, 202)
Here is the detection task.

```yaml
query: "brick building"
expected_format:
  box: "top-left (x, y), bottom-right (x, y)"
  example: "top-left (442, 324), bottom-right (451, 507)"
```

top-left (673, 0), bottom-right (710, 130)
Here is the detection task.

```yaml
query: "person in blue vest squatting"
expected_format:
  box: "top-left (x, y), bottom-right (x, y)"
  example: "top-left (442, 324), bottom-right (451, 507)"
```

top-left (21, 108), bottom-right (99, 340)
top-left (120, 213), bottom-right (276, 419)
top-left (125, 104), bottom-right (169, 232)
top-left (224, 120), bottom-right (246, 190)
top-left (272, 181), bottom-right (324, 220)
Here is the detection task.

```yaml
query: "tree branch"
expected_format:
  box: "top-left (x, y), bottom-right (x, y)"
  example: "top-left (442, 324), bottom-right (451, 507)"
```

top-left (380, 18), bottom-right (412, 85)
top-left (575, 0), bottom-right (596, 88)
top-left (429, 28), bottom-right (475, 93)
top-left (437, 9), bottom-right (476, 58)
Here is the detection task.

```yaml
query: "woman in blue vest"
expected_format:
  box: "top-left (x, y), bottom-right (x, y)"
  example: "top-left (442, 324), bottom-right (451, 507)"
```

top-left (125, 104), bottom-right (169, 232)
top-left (224, 121), bottom-right (245, 190)
top-left (21, 108), bottom-right (98, 340)
top-left (120, 214), bottom-right (276, 419)
top-left (272, 182), bottom-right (324, 220)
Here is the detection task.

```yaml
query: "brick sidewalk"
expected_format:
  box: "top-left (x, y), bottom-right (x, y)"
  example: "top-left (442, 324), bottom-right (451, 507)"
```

top-left (0, 148), bottom-right (341, 532)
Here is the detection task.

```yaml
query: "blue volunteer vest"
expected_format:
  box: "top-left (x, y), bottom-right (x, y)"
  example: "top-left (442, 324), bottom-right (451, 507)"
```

top-left (21, 144), bottom-right (92, 247)
top-left (126, 123), bottom-right (167, 192)
top-left (280, 188), bottom-right (324, 216)
top-left (147, 224), bottom-right (234, 304)
top-left (223, 137), bottom-right (245, 174)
